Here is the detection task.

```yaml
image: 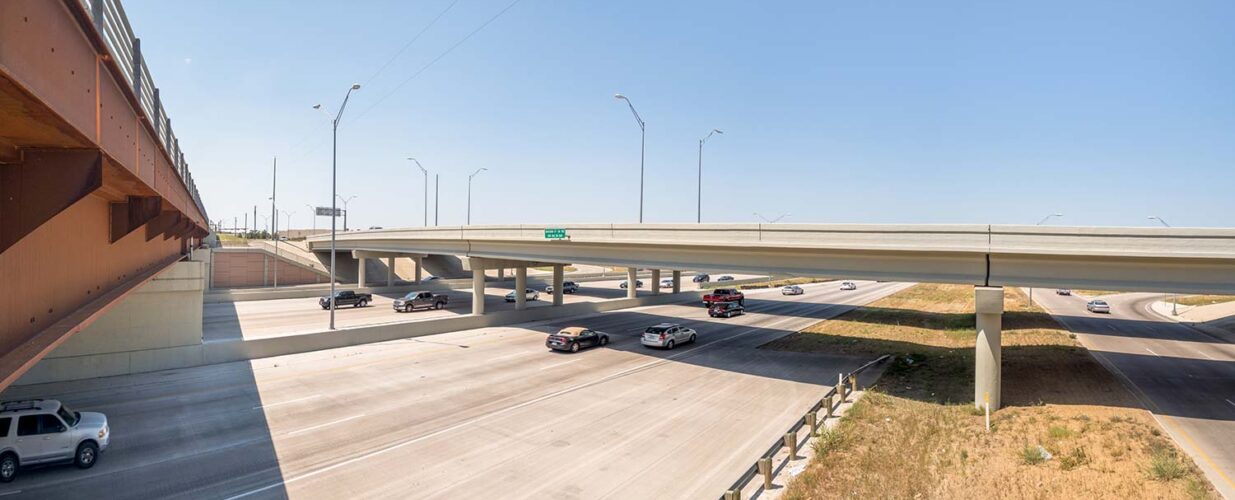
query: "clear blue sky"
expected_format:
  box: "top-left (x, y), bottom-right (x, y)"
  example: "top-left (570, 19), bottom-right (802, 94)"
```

top-left (125, 0), bottom-right (1235, 230)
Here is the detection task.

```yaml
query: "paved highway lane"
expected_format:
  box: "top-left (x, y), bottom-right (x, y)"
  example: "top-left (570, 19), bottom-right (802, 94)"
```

top-left (0, 280), bottom-right (907, 499)
top-left (203, 276), bottom-right (760, 342)
top-left (1033, 291), bottom-right (1235, 498)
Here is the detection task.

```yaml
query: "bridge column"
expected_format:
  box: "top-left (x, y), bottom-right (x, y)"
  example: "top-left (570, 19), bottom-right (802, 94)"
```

top-left (472, 262), bottom-right (486, 315)
top-left (974, 286), bottom-right (1004, 410)
top-left (498, 267), bottom-right (505, 280)
top-left (357, 257), bottom-right (367, 288)
top-left (672, 271), bottom-right (681, 293)
top-left (552, 264), bottom-right (565, 306)
top-left (627, 267), bottom-right (638, 299)
top-left (386, 257), bottom-right (395, 287)
top-left (651, 269), bottom-right (661, 295)
top-left (414, 257), bottom-right (423, 283)
top-left (515, 266), bottom-right (528, 311)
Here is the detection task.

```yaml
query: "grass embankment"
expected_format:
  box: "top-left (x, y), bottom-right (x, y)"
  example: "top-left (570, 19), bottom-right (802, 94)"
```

top-left (736, 277), bottom-right (830, 290)
top-left (1175, 295), bottom-right (1235, 307)
top-left (765, 283), bottom-right (1214, 500)
top-left (531, 266), bottom-right (579, 273)
top-left (217, 233), bottom-right (250, 247)
top-left (1072, 289), bottom-right (1126, 297)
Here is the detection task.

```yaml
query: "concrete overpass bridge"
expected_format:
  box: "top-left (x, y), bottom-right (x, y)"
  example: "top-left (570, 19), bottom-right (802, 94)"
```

top-left (0, 0), bottom-right (210, 388)
top-left (308, 223), bottom-right (1235, 409)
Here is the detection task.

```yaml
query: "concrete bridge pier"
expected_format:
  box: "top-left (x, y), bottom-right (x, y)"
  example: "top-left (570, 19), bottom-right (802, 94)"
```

top-left (627, 268), bottom-right (638, 299)
top-left (974, 286), bottom-right (1004, 410)
top-left (651, 269), bottom-right (661, 295)
top-left (357, 257), bottom-right (367, 288)
top-left (552, 264), bottom-right (565, 306)
top-left (673, 270), bottom-right (681, 293)
top-left (472, 260), bottom-right (486, 315)
top-left (414, 256), bottom-right (423, 283)
top-left (515, 266), bottom-right (528, 310)
top-left (386, 257), bottom-right (395, 287)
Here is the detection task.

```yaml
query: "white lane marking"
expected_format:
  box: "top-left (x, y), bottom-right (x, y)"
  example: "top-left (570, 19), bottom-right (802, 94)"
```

top-left (1226, 399), bottom-right (1235, 409)
top-left (1197, 350), bottom-right (1216, 361)
top-left (286, 414), bottom-right (366, 436)
top-left (226, 284), bottom-right (904, 499)
top-left (252, 395), bottom-right (321, 411)
top-left (0, 491), bottom-right (22, 497)
top-left (1146, 348), bottom-right (1160, 357)
top-left (538, 359), bottom-right (581, 370)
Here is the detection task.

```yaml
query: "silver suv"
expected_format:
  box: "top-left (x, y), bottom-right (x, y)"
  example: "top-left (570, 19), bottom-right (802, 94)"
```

top-left (640, 323), bottom-right (697, 349)
top-left (0, 400), bottom-right (110, 482)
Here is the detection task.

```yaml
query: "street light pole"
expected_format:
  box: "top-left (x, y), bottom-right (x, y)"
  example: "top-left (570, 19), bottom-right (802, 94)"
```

top-left (754, 212), bottom-right (790, 223)
top-left (304, 204), bottom-right (316, 231)
top-left (270, 156), bottom-right (278, 288)
top-left (336, 194), bottom-right (357, 231)
top-left (434, 174), bottom-right (439, 226)
top-left (1148, 216), bottom-right (1178, 314)
top-left (1029, 213), bottom-right (1063, 304)
top-left (408, 158), bottom-right (428, 227)
top-left (467, 168), bottom-right (487, 225)
top-left (697, 129), bottom-right (723, 223)
top-left (614, 94), bottom-right (646, 223)
top-left (1148, 216), bottom-right (1172, 228)
top-left (314, 82), bottom-right (361, 330)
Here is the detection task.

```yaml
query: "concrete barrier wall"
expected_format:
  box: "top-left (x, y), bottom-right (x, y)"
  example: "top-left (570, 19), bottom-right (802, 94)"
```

top-left (15, 290), bottom-right (703, 386)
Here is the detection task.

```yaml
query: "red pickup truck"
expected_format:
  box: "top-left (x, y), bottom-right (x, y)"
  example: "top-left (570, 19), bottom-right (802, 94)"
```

top-left (703, 288), bottom-right (745, 306)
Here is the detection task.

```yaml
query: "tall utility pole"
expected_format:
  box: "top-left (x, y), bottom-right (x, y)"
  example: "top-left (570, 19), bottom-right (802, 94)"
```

top-left (253, 206), bottom-right (257, 235)
top-left (336, 194), bottom-right (356, 231)
top-left (697, 129), bottom-right (723, 223)
top-left (434, 174), bottom-right (440, 226)
top-left (270, 156), bottom-right (278, 288)
top-left (314, 83), bottom-right (361, 330)
top-left (614, 94), bottom-right (646, 223)
top-left (243, 213), bottom-right (248, 232)
top-left (467, 168), bottom-right (487, 225)
top-left (305, 204), bottom-right (317, 231)
top-left (408, 158), bottom-right (428, 226)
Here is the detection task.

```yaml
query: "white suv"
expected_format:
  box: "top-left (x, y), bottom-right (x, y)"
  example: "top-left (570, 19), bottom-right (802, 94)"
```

top-left (641, 323), bottom-right (697, 349)
top-left (0, 400), bottom-right (110, 482)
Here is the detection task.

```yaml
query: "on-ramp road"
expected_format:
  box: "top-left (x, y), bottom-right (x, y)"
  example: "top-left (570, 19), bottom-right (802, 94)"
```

top-left (0, 281), bottom-right (909, 499)
top-left (1033, 290), bottom-right (1235, 499)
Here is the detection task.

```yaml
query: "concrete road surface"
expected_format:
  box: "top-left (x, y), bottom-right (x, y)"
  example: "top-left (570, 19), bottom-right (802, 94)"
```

top-left (203, 276), bottom-right (760, 342)
top-left (1033, 290), bottom-right (1235, 498)
top-left (0, 280), bottom-right (907, 499)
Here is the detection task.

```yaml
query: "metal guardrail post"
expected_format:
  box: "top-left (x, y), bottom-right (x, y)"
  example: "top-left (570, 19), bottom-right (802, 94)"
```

top-left (825, 394), bottom-right (834, 419)
top-left (850, 373), bottom-right (858, 396)
top-left (838, 373), bottom-right (846, 401)
top-left (784, 432), bottom-right (797, 460)
top-left (758, 457), bottom-right (773, 490)
top-left (807, 411), bottom-right (818, 436)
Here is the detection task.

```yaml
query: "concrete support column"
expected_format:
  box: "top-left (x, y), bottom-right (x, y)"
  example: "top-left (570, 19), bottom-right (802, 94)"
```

top-left (672, 270), bottom-right (681, 293)
top-left (498, 267), bottom-right (505, 280)
top-left (472, 262), bottom-right (486, 315)
top-left (974, 286), bottom-right (1005, 410)
top-left (357, 257), bottom-right (367, 288)
top-left (515, 266), bottom-right (528, 310)
top-left (626, 267), bottom-right (638, 299)
top-left (552, 264), bottom-right (565, 306)
top-left (414, 257), bottom-right (423, 283)
top-left (386, 257), bottom-right (395, 287)
top-left (651, 269), bottom-right (661, 295)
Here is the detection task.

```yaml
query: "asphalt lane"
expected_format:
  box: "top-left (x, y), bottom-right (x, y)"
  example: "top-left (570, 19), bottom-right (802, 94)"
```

top-left (0, 280), bottom-right (907, 499)
top-left (203, 276), bottom-right (759, 342)
top-left (1033, 290), bottom-right (1235, 498)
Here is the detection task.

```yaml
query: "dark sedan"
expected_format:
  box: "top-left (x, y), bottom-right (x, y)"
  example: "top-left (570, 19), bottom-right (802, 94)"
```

top-left (546, 327), bottom-right (609, 353)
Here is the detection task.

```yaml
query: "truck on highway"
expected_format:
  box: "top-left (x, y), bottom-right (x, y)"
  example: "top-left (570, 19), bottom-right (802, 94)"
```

top-left (703, 288), bottom-right (744, 307)
top-left (392, 291), bottom-right (449, 312)
top-left (319, 290), bottom-right (372, 309)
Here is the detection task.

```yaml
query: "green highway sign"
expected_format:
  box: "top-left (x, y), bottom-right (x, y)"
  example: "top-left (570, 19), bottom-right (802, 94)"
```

top-left (544, 228), bottom-right (568, 240)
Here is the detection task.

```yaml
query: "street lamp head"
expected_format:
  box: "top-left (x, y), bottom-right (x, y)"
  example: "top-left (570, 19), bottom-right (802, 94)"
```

top-left (312, 104), bottom-right (322, 109)
top-left (614, 93), bottom-right (627, 101)
top-left (713, 129), bottom-right (724, 134)
top-left (1053, 213), bottom-right (1063, 217)
top-left (351, 83), bottom-right (362, 90)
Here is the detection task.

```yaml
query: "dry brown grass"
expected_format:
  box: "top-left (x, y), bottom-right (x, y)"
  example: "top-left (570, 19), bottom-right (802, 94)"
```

top-left (1072, 289), bottom-right (1127, 297)
top-left (766, 283), bottom-right (1215, 499)
top-left (736, 277), bottom-right (830, 290)
top-left (1175, 295), bottom-right (1235, 307)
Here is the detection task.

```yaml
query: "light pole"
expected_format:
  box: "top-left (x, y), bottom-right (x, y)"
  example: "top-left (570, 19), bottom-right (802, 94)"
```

top-left (408, 158), bottom-right (429, 227)
top-left (467, 168), bottom-right (488, 225)
top-left (614, 93), bottom-right (646, 223)
top-left (754, 212), bottom-right (790, 223)
top-left (336, 194), bottom-right (357, 231)
top-left (434, 174), bottom-right (439, 226)
top-left (697, 129), bottom-right (723, 223)
top-left (1148, 216), bottom-right (1178, 314)
top-left (313, 82), bottom-right (361, 330)
top-left (1029, 213), bottom-right (1063, 304)
top-left (304, 204), bottom-right (316, 231)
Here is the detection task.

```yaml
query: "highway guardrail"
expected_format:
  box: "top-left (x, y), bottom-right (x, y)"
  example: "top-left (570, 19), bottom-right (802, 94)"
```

top-left (720, 354), bottom-right (891, 500)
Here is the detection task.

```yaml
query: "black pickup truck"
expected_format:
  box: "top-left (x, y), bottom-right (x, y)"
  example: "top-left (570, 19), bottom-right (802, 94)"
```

top-left (393, 291), bottom-right (449, 312)
top-left (319, 290), bottom-right (372, 309)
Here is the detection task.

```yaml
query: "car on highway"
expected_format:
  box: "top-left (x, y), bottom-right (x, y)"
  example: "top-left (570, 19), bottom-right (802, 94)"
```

top-left (1086, 299), bottom-right (1111, 314)
top-left (840, 281), bottom-right (857, 291)
top-left (659, 278), bottom-right (674, 289)
top-left (781, 285), bottom-right (804, 295)
top-left (717, 275), bottom-right (735, 282)
top-left (703, 288), bottom-right (745, 306)
top-left (619, 279), bottom-right (644, 289)
top-left (640, 323), bottom-right (697, 349)
top-left (544, 281), bottom-right (579, 294)
top-left (545, 327), bottom-right (609, 352)
top-left (1056, 289), bottom-right (1072, 296)
top-left (393, 291), bottom-right (448, 312)
top-left (423, 276), bottom-right (441, 281)
top-left (505, 288), bottom-right (540, 302)
top-left (692, 273), bottom-right (710, 283)
top-left (0, 399), bottom-right (110, 483)
top-left (319, 290), bottom-right (372, 309)
top-left (708, 301), bottom-right (745, 318)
